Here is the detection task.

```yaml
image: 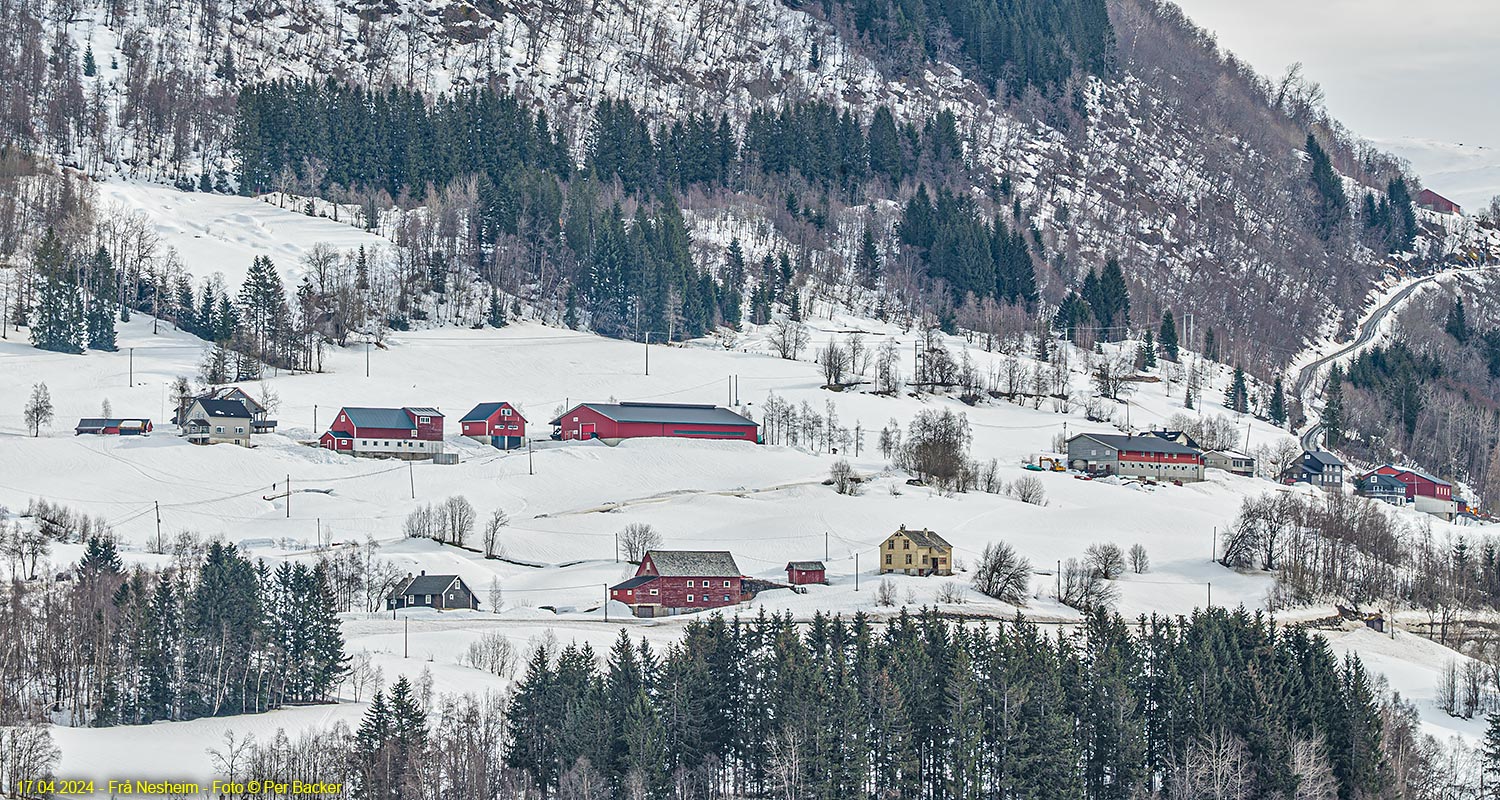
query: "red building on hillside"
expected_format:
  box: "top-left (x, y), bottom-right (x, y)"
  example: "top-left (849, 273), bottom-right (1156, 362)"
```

top-left (551, 401), bottom-right (758, 443)
top-left (1416, 188), bottom-right (1461, 215)
top-left (319, 406), bottom-right (444, 459)
top-left (75, 418), bottom-right (153, 435)
top-left (1363, 464), bottom-right (1458, 519)
top-left (609, 550), bottom-right (747, 617)
top-left (460, 402), bottom-right (527, 450)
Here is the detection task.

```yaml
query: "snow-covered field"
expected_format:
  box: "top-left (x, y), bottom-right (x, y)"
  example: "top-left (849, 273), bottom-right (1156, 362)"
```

top-left (2, 184), bottom-right (1488, 787)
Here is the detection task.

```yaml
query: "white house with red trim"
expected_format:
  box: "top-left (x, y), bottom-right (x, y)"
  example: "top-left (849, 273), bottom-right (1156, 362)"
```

top-left (319, 406), bottom-right (444, 459)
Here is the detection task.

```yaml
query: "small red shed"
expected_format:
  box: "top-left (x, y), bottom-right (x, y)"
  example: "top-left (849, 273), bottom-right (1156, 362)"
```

top-left (609, 550), bottom-right (746, 617)
top-left (550, 401), bottom-right (758, 443)
top-left (786, 560), bottom-right (826, 585)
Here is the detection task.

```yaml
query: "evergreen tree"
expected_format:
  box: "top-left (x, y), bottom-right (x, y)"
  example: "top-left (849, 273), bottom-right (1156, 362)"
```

top-left (30, 228), bottom-right (85, 353)
top-left (85, 246), bottom-right (119, 351)
top-left (1158, 310), bottom-right (1179, 361)
top-left (83, 44), bottom-right (97, 76)
top-left (1321, 364), bottom-right (1346, 446)
top-left (1224, 365), bottom-right (1250, 413)
top-left (1306, 134), bottom-right (1349, 240)
top-left (1136, 331), bottom-right (1157, 370)
top-left (1483, 712), bottom-right (1500, 792)
top-left (1269, 374), bottom-right (1288, 427)
top-left (79, 536), bottom-right (123, 578)
top-left (1446, 295), bottom-right (1470, 344)
top-left (1203, 328), bottom-right (1219, 361)
top-left (857, 224), bottom-right (882, 289)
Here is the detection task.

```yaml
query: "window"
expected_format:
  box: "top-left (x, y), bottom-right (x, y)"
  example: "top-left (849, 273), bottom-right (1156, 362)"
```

top-left (903, 540), bottom-right (910, 549)
top-left (687, 594), bottom-right (694, 603)
top-left (502, 408), bottom-right (512, 417)
top-left (722, 595), bottom-right (730, 602)
top-left (361, 440), bottom-right (367, 446)
top-left (235, 426), bottom-right (245, 434)
top-left (215, 426), bottom-right (224, 434)
top-left (885, 554), bottom-right (892, 565)
top-left (723, 580), bottom-right (731, 587)
top-left (887, 541), bottom-right (894, 550)
top-left (425, 594), bottom-right (432, 604)
top-left (905, 554), bottom-right (913, 565)
top-left (419, 416), bottom-right (431, 424)
top-left (410, 430), bottom-right (418, 437)
top-left (572, 416), bottom-right (579, 422)
top-left (686, 580), bottom-right (694, 587)
top-left (649, 588), bottom-right (658, 596)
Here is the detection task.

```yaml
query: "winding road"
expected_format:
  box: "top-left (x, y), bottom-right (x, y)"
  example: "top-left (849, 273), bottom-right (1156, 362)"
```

top-left (1293, 271), bottom-right (1447, 450)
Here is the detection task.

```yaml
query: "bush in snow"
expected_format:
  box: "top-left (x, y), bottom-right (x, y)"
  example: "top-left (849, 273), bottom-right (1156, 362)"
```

top-left (1060, 557), bottom-right (1119, 613)
top-left (463, 631), bottom-right (518, 679)
top-left (1008, 475), bottom-right (1047, 505)
top-left (1086, 543), bottom-right (1126, 580)
top-left (875, 578), bottom-right (898, 607)
top-left (1129, 543), bottom-right (1150, 574)
top-left (829, 459), bottom-right (861, 495)
top-left (971, 542), bottom-right (1032, 606)
top-left (935, 581), bottom-right (967, 604)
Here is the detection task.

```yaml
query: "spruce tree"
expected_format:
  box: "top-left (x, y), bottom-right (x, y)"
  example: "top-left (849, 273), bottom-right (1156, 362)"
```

top-left (1158, 310), bottom-right (1179, 361)
top-left (1483, 712), bottom-right (1500, 790)
top-left (1224, 365), bottom-right (1249, 413)
top-left (86, 246), bottom-right (119, 351)
top-left (1321, 365), bottom-right (1346, 446)
top-left (1137, 331), bottom-right (1157, 370)
top-left (1446, 296), bottom-right (1470, 343)
top-left (30, 228), bottom-right (85, 353)
top-left (83, 44), bottom-right (97, 77)
top-left (1269, 375), bottom-right (1288, 427)
top-left (857, 224), bottom-right (882, 289)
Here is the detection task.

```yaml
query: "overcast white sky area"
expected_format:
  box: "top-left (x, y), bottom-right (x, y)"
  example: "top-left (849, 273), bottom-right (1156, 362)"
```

top-left (1170, 0), bottom-right (1500, 211)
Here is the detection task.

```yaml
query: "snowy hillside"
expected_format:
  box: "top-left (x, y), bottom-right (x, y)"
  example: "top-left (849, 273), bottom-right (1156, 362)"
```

top-left (0, 185), bottom-right (1492, 790)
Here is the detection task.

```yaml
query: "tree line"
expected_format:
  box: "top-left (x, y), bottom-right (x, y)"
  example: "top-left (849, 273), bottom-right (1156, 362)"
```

top-left (0, 532), bottom-right (346, 728)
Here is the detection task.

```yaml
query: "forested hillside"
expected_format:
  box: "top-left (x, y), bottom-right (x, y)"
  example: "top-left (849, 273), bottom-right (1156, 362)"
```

top-left (2, 0), bottom-right (1478, 379)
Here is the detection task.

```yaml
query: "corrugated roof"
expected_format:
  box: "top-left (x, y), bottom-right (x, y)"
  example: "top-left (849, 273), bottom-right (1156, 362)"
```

top-left (1391, 465), bottom-right (1450, 486)
top-left (1305, 450), bottom-right (1345, 467)
top-left (787, 561), bottom-right (825, 571)
top-left (611, 575), bottom-right (658, 590)
top-left (342, 407), bottom-right (416, 430)
top-left (1366, 474), bottom-right (1406, 489)
top-left (1072, 433), bottom-right (1201, 456)
top-left (645, 550), bottom-right (741, 577)
top-left (407, 407), bottom-right (443, 417)
top-left (550, 402), bottom-right (756, 428)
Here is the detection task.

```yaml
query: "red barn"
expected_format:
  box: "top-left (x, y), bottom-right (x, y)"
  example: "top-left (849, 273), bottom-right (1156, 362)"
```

top-left (609, 550), bottom-right (745, 617)
top-left (459, 402), bottom-right (527, 450)
top-left (550, 401), bottom-right (758, 443)
top-left (1366, 464), bottom-right (1452, 501)
top-left (786, 560), bottom-right (826, 585)
top-left (1364, 464), bottom-right (1458, 520)
top-left (1416, 188), bottom-right (1461, 216)
top-left (319, 406), bottom-right (444, 459)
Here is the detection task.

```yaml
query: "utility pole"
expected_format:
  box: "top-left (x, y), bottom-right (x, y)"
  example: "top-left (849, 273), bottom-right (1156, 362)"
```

top-left (128, 347), bottom-right (133, 387)
top-left (314, 404), bottom-right (318, 433)
top-left (408, 461), bottom-right (415, 499)
top-left (644, 332), bottom-right (651, 376)
top-left (1057, 559), bottom-right (1062, 601)
top-left (1211, 526), bottom-right (1216, 562)
top-left (728, 375), bottom-right (733, 406)
top-left (286, 474), bottom-right (291, 518)
top-left (403, 618), bottom-right (409, 658)
top-left (604, 585), bottom-right (610, 622)
top-left (528, 439), bottom-right (534, 475)
top-left (366, 339), bottom-right (371, 378)
top-left (854, 553), bottom-right (859, 592)
top-left (154, 501), bottom-right (161, 547)
top-left (1207, 582), bottom-right (1212, 610)
top-left (825, 531), bottom-right (829, 562)
top-left (615, 531), bottom-right (620, 563)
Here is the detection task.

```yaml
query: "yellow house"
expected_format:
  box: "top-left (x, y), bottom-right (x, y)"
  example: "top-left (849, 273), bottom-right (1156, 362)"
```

top-left (878, 525), bottom-right (953, 576)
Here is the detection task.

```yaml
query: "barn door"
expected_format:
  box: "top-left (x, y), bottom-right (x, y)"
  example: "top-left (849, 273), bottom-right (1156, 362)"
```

top-left (581, 422), bottom-right (596, 440)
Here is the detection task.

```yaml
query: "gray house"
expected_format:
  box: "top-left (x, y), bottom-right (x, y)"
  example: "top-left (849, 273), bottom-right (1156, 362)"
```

top-left (1295, 450), bottom-right (1345, 488)
top-left (1357, 473), bottom-right (1407, 505)
top-left (181, 398), bottom-right (255, 446)
top-left (1066, 433), bottom-right (1205, 482)
top-left (387, 572), bottom-right (480, 611)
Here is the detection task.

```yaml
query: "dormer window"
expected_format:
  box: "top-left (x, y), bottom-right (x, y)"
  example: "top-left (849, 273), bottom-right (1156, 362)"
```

top-left (419, 416), bottom-right (431, 424)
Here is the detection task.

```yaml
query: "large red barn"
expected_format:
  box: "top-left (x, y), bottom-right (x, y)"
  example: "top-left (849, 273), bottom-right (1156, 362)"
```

top-left (319, 406), bottom-right (444, 459)
top-left (550, 401), bottom-right (758, 443)
top-left (1416, 188), bottom-right (1462, 216)
top-left (609, 550), bottom-right (746, 617)
top-left (1363, 464), bottom-right (1458, 520)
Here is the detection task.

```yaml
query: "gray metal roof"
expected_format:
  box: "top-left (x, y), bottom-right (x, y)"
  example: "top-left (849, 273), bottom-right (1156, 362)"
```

top-left (787, 561), bottom-right (825, 571)
top-left (891, 527), bottom-right (951, 550)
top-left (1305, 450), bottom-right (1345, 467)
top-left (1365, 474), bottom-right (1406, 489)
top-left (551, 402), bottom-right (756, 428)
top-left (1389, 465), bottom-right (1450, 486)
top-left (193, 398), bottom-right (252, 419)
top-left (341, 407), bottom-right (416, 429)
top-left (407, 407), bottom-right (443, 417)
top-left (1072, 432), bottom-right (1201, 456)
top-left (461, 402), bottom-right (525, 423)
top-left (611, 575), bottom-right (658, 590)
top-left (395, 574), bottom-right (464, 597)
top-left (645, 550), bottom-right (742, 577)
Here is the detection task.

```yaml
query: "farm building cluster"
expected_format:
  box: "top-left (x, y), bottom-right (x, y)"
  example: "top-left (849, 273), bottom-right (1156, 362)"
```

top-left (1061, 427), bottom-right (1466, 521)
